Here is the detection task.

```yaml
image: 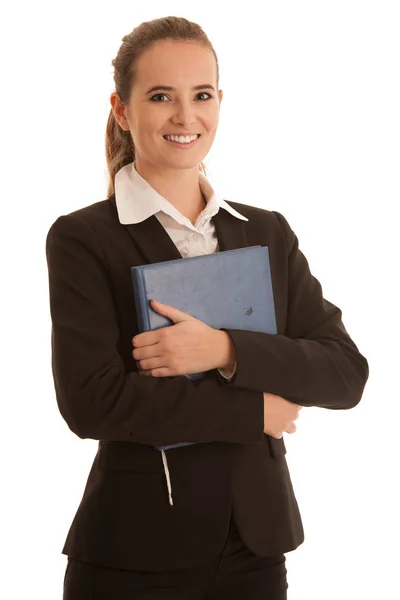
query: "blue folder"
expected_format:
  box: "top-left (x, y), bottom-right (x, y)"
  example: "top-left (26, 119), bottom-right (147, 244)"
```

top-left (131, 245), bottom-right (277, 451)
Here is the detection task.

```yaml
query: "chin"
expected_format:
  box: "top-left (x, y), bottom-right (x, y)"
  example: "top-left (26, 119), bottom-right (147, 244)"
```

top-left (163, 156), bottom-right (204, 169)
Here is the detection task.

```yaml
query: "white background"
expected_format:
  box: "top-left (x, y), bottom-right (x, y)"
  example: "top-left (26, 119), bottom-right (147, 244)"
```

top-left (1, 1), bottom-right (399, 598)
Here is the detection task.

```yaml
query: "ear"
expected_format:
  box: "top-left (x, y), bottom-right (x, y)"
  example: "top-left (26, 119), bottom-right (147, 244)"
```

top-left (110, 92), bottom-right (130, 131)
top-left (218, 89), bottom-right (223, 104)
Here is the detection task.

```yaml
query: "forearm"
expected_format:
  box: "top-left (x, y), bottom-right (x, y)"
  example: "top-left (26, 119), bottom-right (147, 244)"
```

top-left (217, 326), bottom-right (368, 409)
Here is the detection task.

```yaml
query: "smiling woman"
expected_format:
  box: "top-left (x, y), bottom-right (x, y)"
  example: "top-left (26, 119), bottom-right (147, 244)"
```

top-left (107, 28), bottom-right (223, 223)
top-left (45, 13), bottom-right (369, 600)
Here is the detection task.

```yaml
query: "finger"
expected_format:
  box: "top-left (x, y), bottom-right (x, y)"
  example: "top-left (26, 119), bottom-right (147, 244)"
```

top-left (132, 331), bottom-right (161, 348)
top-left (137, 356), bottom-right (168, 372)
top-left (150, 300), bottom-right (196, 323)
top-left (132, 346), bottom-right (162, 361)
top-left (140, 367), bottom-right (171, 378)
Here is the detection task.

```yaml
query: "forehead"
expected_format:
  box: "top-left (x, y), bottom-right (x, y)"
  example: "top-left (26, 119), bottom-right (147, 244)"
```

top-left (134, 40), bottom-right (217, 87)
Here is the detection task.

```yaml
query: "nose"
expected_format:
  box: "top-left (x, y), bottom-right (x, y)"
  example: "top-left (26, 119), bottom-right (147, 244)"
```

top-left (171, 99), bottom-right (197, 128)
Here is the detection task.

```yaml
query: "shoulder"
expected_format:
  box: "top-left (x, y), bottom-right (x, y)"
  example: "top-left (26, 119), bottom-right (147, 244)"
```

top-left (46, 197), bottom-right (117, 243)
top-left (48, 197), bottom-right (114, 228)
top-left (45, 198), bottom-right (120, 268)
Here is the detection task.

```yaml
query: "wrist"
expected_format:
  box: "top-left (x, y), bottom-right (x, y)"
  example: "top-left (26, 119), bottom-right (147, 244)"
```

top-left (216, 330), bottom-right (236, 371)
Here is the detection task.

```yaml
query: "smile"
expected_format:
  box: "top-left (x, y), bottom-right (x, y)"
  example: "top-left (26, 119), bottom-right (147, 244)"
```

top-left (163, 134), bottom-right (201, 148)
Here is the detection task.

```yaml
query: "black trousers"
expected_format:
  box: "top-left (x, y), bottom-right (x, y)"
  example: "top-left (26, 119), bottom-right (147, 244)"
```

top-left (63, 514), bottom-right (288, 599)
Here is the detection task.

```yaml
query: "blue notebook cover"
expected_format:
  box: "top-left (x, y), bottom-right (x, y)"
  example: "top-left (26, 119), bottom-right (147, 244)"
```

top-left (131, 245), bottom-right (277, 452)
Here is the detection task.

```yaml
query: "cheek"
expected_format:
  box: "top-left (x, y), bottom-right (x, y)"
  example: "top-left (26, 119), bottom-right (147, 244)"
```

top-left (203, 123), bottom-right (219, 142)
top-left (203, 110), bottom-right (220, 134)
top-left (132, 111), bottom-right (162, 138)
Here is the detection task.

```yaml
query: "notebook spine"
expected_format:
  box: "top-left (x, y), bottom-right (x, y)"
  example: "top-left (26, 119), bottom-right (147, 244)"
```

top-left (131, 267), bottom-right (150, 331)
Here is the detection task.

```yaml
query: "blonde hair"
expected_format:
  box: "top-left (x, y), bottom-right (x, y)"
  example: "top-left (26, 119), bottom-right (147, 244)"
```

top-left (105, 16), bottom-right (220, 198)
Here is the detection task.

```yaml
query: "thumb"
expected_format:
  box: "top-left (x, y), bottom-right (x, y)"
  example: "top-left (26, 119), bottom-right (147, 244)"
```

top-left (149, 299), bottom-right (194, 323)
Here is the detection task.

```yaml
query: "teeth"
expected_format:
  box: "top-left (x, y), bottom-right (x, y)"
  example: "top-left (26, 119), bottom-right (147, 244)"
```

top-left (165, 134), bottom-right (199, 143)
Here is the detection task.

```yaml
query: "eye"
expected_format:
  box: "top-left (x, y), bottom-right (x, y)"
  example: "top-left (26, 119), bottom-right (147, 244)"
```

top-left (150, 93), bottom-right (169, 102)
top-left (149, 92), bottom-right (213, 102)
top-left (196, 92), bottom-right (213, 101)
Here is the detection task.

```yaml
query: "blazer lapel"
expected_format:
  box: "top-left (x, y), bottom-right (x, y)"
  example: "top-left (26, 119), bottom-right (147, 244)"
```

top-left (212, 206), bottom-right (248, 252)
top-left (108, 194), bottom-right (248, 264)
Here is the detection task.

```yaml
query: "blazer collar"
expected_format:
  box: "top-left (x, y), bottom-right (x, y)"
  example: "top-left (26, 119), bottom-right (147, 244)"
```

top-left (109, 193), bottom-right (249, 266)
top-left (108, 162), bottom-right (249, 265)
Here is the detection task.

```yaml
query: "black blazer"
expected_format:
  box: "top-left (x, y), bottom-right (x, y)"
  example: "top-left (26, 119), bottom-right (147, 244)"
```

top-left (45, 193), bottom-right (369, 571)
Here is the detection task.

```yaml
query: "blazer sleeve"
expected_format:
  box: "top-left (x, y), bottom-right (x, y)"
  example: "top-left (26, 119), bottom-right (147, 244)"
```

top-left (217, 211), bottom-right (369, 409)
top-left (45, 214), bottom-right (264, 445)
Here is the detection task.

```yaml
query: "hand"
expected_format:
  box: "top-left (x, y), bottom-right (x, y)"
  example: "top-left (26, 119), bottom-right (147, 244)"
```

top-left (263, 392), bottom-right (302, 439)
top-left (132, 300), bottom-right (231, 377)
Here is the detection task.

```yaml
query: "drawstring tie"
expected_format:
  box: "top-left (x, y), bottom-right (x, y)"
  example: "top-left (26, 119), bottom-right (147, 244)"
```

top-left (161, 449), bottom-right (174, 506)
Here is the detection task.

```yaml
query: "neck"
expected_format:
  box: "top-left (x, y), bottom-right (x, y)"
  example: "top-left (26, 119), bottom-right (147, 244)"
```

top-left (134, 159), bottom-right (207, 225)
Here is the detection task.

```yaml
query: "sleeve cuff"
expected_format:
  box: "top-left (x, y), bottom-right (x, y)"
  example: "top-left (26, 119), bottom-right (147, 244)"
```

top-left (217, 361), bottom-right (237, 381)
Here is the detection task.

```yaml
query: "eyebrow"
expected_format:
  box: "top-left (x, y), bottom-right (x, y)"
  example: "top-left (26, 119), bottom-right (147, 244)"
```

top-left (145, 84), bottom-right (215, 95)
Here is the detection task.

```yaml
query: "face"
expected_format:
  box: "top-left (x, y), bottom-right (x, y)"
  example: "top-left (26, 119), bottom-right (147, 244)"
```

top-left (111, 40), bottom-right (223, 172)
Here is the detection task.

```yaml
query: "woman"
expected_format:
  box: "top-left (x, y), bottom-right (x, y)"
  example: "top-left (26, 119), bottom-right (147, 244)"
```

top-left (46, 15), bottom-right (369, 600)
